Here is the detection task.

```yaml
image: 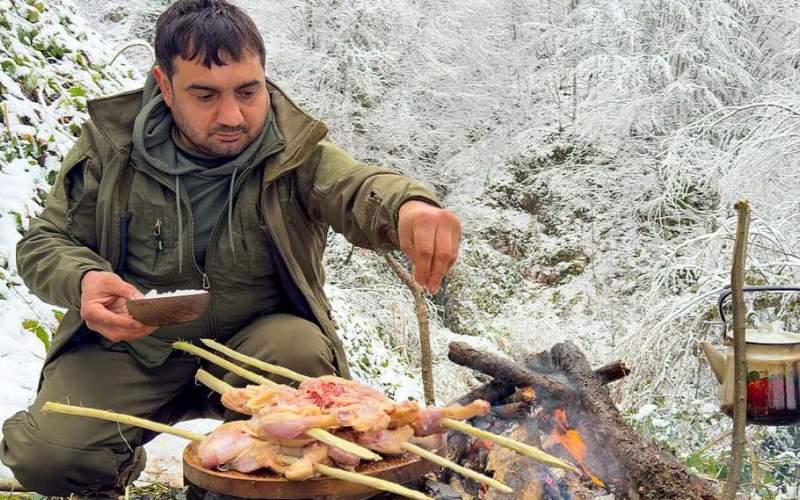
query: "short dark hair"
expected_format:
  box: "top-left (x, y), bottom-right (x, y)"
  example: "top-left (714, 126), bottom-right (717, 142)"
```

top-left (154, 0), bottom-right (265, 78)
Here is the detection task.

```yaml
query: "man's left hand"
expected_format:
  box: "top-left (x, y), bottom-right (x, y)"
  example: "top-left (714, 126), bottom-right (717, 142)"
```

top-left (397, 200), bottom-right (461, 294)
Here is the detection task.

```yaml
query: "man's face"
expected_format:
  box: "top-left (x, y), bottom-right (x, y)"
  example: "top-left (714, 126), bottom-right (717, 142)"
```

top-left (153, 52), bottom-right (269, 158)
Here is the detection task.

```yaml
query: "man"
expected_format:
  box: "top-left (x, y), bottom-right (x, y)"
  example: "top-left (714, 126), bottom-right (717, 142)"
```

top-left (0, 0), bottom-right (460, 495)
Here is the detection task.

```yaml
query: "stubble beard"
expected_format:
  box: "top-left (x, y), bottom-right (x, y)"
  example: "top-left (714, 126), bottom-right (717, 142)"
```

top-left (172, 109), bottom-right (265, 159)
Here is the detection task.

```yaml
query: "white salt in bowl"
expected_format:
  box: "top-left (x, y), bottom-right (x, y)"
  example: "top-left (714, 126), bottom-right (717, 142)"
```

top-left (127, 289), bottom-right (210, 326)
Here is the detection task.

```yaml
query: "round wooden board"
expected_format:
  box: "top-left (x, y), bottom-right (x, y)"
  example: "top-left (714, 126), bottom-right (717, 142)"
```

top-left (183, 441), bottom-right (440, 499)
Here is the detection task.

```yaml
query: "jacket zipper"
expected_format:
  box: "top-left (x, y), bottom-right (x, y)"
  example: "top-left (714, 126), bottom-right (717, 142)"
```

top-left (152, 218), bottom-right (163, 271)
top-left (182, 191), bottom-right (216, 340)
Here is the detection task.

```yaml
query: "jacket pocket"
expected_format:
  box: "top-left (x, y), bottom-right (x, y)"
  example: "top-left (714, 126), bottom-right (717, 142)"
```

top-left (124, 206), bottom-right (178, 280)
top-left (234, 205), bottom-right (275, 278)
top-left (60, 152), bottom-right (100, 248)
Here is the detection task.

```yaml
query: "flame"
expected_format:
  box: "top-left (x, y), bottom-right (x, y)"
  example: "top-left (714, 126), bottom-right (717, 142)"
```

top-left (550, 409), bottom-right (605, 487)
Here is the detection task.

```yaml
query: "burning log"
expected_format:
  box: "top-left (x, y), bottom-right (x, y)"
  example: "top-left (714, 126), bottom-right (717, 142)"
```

top-left (449, 342), bottom-right (574, 403)
top-left (446, 341), bottom-right (719, 500)
top-left (548, 342), bottom-right (717, 499)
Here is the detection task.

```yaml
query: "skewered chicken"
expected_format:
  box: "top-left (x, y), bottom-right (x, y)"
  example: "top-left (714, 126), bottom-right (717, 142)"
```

top-left (202, 375), bottom-right (490, 476)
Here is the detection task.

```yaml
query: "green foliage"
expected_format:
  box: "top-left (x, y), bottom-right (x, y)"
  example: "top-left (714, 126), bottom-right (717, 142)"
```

top-left (22, 318), bottom-right (50, 351)
top-left (67, 85), bottom-right (87, 97)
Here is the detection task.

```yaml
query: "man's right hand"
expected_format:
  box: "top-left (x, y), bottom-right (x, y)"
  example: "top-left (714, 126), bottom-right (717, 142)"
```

top-left (80, 271), bottom-right (157, 342)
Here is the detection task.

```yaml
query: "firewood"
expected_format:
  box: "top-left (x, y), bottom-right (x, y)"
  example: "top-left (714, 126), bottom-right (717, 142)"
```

top-left (549, 342), bottom-right (718, 499)
top-left (454, 380), bottom-right (515, 407)
top-left (593, 360), bottom-right (630, 384)
top-left (448, 342), bottom-right (574, 402)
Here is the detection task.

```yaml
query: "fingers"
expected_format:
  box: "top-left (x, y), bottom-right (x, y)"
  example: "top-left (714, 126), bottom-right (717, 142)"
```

top-left (399, 203), bottom-right (462, 294)
top-left (83, 304), bottom-right (155, 342)
top-left (411, 222), bottom-right (436, 292)
top-left (103, 274), bottom-right (142, 300)
top-left (80, 271), bottom-right (154, 342)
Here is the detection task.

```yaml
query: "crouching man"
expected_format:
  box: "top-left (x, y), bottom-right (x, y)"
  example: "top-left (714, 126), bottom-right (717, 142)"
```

top-left (0, 0), bottom-right (460, 495)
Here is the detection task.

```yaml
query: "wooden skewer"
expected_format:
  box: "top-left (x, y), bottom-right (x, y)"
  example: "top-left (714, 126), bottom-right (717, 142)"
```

top-left (196, 369), bottom-right (513, 494)
top-left (201, 339), bottom-right (310, 383)
top-left (276, 455), bottom-right (431, 500)
top-left (200, 338), bottom-right (576, 472)
top-left (174, 341), bottom-right (275, 386)
top-left (401, 442), bottom-right (513, 494)
top-left (440, 418), bottom-right (577, 472)
top-left (195, 370), bottom-right (379, 462)
top-left (42, 402), bottom-right (206, 441)
top-left (176, 343), bottom-right (380, 462)
top-left (43, 401), bottom-right (430, 500)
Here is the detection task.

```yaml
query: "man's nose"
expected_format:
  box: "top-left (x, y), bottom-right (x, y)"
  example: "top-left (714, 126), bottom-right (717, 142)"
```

top-left (217, 96), bottom-right (245, 128)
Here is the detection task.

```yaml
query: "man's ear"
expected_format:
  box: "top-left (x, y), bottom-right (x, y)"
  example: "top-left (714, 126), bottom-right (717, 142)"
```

top-left (152, 65), bottom-right (174, 108)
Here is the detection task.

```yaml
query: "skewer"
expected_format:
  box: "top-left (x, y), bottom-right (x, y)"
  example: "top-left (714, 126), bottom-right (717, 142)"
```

top-left (194, 370), bottom-right (375, 461)
top-left (42, 401), bottom-right (432, 500)
top-left (199, 339), bottom-right (576, 472)
top-left (196, 369), bottom-right (514, 494)
top-left (42, 402), bottom-right (205, 441)
top-left (177, 343), bottom-right (381, 461)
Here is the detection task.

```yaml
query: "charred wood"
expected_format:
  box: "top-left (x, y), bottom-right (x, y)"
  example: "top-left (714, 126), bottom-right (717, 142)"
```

top-left (549, 341), bottom-right (718, 500)
top-left (448, 342), bottom-right (574, 402)
top-left (593, 361), bottom-right (630, 385)
top-left (454, 380), bottom-right (514, 407)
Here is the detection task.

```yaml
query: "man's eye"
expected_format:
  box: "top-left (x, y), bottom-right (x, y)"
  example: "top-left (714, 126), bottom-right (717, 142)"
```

top-left (196, 94), bottom-right (214, 102)
top-left (239, 90), bottom-right (256, 99)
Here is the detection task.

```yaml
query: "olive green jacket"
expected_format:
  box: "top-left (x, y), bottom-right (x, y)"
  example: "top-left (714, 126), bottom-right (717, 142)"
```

top-left (16, 79), bottom-right (440, 378)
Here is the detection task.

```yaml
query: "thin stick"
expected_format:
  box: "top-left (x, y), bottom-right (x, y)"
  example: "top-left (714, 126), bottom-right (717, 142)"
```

top-left (440, 418), bottom-right (578, 473)
top-left (42, 402), bottom-right (205, 441)
top-left (400, 442), bottom-right (512, 493)
top-left (316, 463), bottom-right (431, 500)
top-left (385, 254), bottom-right (435, 406)
top-left (724, 200), bottom-right (751, 500)
top-left (194, 370), bottom-right (382, 462)
top-left (201, 339), bottom-right (309, 383)
top-left (198, 339), bottom-right (569, 475)
top-left (46, 401), bottom-right (428, 500)
top-left (173, 341), bottom-right (275, 386)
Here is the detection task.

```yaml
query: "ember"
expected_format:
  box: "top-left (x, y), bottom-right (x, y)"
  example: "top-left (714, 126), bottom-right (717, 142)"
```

top-left (548, 408), bottom-right (605, 487)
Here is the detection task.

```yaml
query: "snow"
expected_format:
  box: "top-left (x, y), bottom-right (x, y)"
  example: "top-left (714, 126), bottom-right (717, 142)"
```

top-left (143, 289), bottom-right (207, 298)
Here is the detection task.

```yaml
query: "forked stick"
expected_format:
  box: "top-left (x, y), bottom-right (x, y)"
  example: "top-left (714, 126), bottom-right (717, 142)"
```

top-left (42, 402), bottom-right (431, 500)
top-left (195, 369), bottom-right (513, 494)
top-left (197, 339), bottom-right (576, 473)
top-left (173, 341), bottom-right (381, 462)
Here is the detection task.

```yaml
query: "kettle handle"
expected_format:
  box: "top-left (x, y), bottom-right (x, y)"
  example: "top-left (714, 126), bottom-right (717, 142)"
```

top-left (718, 285), bottom-right (800, 339)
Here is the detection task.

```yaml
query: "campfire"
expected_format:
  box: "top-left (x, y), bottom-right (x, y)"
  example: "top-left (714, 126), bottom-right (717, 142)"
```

top-left (436, 341), bottom-right (719, 500)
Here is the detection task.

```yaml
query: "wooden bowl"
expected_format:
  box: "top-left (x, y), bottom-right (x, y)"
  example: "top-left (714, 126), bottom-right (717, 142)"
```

top-left (127, 292), bottom-right (210, 326)
top-left (183, 439), bottom-right (441, 499)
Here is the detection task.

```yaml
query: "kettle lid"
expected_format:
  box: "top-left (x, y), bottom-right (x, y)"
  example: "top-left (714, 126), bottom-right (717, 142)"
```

top-left (728, 323), bottom-right (800, 345)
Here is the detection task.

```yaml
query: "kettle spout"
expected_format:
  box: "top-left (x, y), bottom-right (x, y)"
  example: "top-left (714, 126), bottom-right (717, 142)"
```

top-left (701, 342), bottom-right (725, 383)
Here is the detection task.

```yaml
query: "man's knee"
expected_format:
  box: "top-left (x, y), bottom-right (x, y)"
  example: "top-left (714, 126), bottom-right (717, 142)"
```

top-left (0, 411), bottom-right (145, 496)
top-left (231, 313), bottom-right (336, 381)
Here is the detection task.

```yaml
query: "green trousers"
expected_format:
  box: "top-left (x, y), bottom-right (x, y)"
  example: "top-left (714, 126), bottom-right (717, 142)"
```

top-left (0, 313), bottom-right (336, 497)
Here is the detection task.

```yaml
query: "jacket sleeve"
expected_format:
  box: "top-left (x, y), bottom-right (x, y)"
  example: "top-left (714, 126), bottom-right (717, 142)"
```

top-left (16, 130), bottom-right (113, 311)
top-left (295, 140), bottom-right (442, 251)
